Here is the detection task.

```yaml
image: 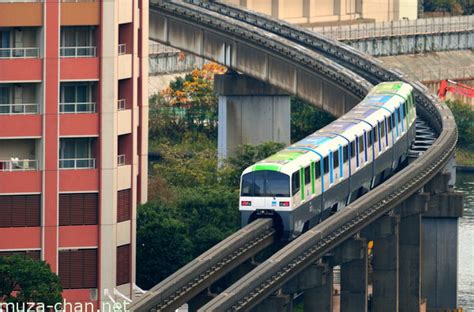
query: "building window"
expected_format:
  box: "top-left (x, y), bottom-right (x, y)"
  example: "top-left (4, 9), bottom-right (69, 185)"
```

top-left (59, 193), bottom-right (98, 226)
top-left (117, 189), bottom-right (131, 223)
top-left (60, 26), bottom-right (96, 57)
top-left (60, 82), bottom-right (96, 113)
top-left (59, 249), bottom-right (97, 289)
top-left (0, 84), bottom-right (38, 115)
top-left (116, 244), bottom-right (130, 286)
top-left (0, 195), bottom-right (40, 228)
top-left (0, 28), bottom-right (39, 59)
top-left (59, 138), bottom-right (96, 169)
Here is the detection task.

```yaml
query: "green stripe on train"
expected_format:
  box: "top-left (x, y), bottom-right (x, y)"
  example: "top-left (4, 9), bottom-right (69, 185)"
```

top-left (253, 164), bottom-right (281, 171)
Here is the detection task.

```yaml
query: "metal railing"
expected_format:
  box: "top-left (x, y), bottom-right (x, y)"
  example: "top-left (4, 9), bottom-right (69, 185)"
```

top-left (60, 102), bottom-right (96, 113)
top-left (61, 0), bottom-right (96, 2)
top-left (149, 43), bottom-right (181, 55)
top-left (0, 159), bottom-right (38, 171)
top-left (117, 99), bottom-right (126, 110)
top-left (0, 103), bottom-right (38, 115)
top-left (0, 0), bottom-right (41, 2)
top-left (0, 47), bottom-right (39, 59)
top-left (60, 46), bottom-right (96, 58)
top-left (59, 158), bottom-right (95, 169)
top-left (311, 15), bottom-right (474, 41)
top-left (118, 43), bottom-right (127, 55)
top-left (117, 154), bottom-right (126, 166)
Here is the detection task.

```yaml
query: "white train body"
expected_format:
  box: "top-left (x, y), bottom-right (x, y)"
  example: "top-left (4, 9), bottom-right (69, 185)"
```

top-left (239, 82), bottom-right (417, 239)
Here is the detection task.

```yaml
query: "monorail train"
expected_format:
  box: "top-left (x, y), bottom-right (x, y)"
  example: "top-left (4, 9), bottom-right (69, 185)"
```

top-left (239, 82), bottom-right (416, 240)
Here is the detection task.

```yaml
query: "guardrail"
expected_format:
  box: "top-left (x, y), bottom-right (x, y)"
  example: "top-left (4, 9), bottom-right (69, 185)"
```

top-left (60, 46), bottom-right (96, 58)
top-left (0, 48), bottom-right (39, 59)
top-left (117, 154), bottom-right (126, 166)
top-left (0, 159), bottom-right (38, 171)
top-left (0, 0), bottom-right (42, 2)
top-left (311, 15), bottom-right (474, 41)
top-left (59, 158), bottom-right (95, 169)
top-left (118, 43), bottom-right (127, 55)
top-left (0, 103), bottom-right (38, 115)
top-left (60, 102), bottom-right (96, 113)
top-left (118, 99), bottom-right (126, 110)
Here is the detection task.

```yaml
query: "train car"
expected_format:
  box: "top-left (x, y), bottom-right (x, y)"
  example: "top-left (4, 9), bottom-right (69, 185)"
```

top-left (239, 82), bottom-right (416, 240)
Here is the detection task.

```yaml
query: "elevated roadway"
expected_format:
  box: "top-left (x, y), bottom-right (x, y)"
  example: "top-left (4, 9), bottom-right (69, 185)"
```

top-left (132, 1), bottom-right (459, 310)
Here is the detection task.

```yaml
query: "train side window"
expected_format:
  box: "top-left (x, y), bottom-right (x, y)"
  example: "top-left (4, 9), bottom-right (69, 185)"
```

top-left (350, 141), bottom-right (356, 158)
top-left (368, 130), bottom-right (373, 147)
top-left (373, 126), bottom-right (378, 143)
top-left (359, 135), bottom-right (364, 153)
top-left (292, 172), bottom-right (300, 195)
top-left (343, 145), bottom-right (348, 163)
top-left (388, 115), bottom-right (393, 132)
top-left (304, 166), bottom-right (310, 185)
top-left (334, 150), bottom-right (339, 168)
top-left (314, 161), bottom-right (321, 179)
top-left (381, 121), bottom-right (386, 138)
top-left (404, 102), bottom-right (408, 117)
top-left (323, 157), bottom-right (329, 174)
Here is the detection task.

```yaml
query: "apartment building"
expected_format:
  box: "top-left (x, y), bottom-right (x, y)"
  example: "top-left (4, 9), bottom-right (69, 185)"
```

top-left (0, 0), bottom-right (148, 307)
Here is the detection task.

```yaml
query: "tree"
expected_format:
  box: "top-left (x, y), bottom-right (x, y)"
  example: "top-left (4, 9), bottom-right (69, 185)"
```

top-left (291, 97), bottom-right (335, 142)
top-left (136, 202), bottom-right (193, 289)
top-left (220, 142), bottom-right (286, 188)
top-left (446, 99), bottom-right (474, 150)
top-left (0, 255), bottom-right (62, 306)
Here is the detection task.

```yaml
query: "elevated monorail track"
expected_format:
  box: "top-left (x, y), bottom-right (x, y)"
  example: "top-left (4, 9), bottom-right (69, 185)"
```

top-left (133, 1), bottom-right (458, 310)
top-left (130, 218), bottom-right (275, 311)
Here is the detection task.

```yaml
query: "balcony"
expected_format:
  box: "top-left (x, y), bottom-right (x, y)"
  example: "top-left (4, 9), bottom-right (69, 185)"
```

top-left (61, 0), bottom-right (100, 26)
top-left (0, 139), bottom-right (41, 193)
top-left (59, 138), bottom-right (96, 169)
top-left (60, 102), bottom-right (96, 114)
top-left (117, 108), bottom-right (132, 135)
top-left (0, 159), bottom-right (37, 171)
top-left (0, 47), bottom-right (39, 59)
top-left (0, 103), bottom-right (37, 115)
top-left (0, 28), bottom-right (42, 81)
top-left (0, 84), bottom-right (41, 136)
top-left (117, 164), bottom-right (131, 191)
top-left (0, 2), bottom-right (42, 27)
top-left (60, 46), bottom-right (96, 58)
top-left (118, 43), bottom-right (132, 80)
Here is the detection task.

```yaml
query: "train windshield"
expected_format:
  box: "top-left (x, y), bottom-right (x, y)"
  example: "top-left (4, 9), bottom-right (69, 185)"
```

top-left (241, 170), bottom-right (290, 197)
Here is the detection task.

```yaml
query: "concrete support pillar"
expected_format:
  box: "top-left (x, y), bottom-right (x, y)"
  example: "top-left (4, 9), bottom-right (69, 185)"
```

top-left (338, 238), bottom-right (368, 312)
top-left (370, 214), bottom-right (400, 311)
top-left (303, 260), bottom-right (333, 312)
top-left (397, 193), bottom-right (429, 312)
top-left (422, 173), bottom-right (464, 310)
top-left (188, 290), bottom-right (214, 312)
top-left (214, 73), bottom-right (290, 161)
top-left (251, 293), bottom-right (293, 312)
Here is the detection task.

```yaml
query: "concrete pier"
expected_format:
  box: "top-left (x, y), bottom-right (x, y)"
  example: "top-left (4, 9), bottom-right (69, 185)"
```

top-left (397, 193), bottom-right (429, 312)
top-left (338, 238), bottom-right (368, 312)
top-left (303, 260), bottom-right (334, 312)
top-left (422, 173), bottom-right (464, 310)
top-left (214, 73), bottom-right (291, 160)
top-left (369, 214), bottom-right (400, 311)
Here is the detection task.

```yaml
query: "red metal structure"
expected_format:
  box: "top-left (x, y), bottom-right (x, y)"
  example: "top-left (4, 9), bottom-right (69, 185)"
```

top-left (438, 79), bottom-right (474, 100)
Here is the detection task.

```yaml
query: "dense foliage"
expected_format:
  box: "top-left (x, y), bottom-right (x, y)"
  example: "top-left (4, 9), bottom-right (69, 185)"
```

top-left (138, 63), bottom-right (334, 289)
top-left (0, 255), bottom-right (62, 305)
top-left (423, 0), bottom-right (473, 14)
top-left (446, 99), bottom-right (474, 151)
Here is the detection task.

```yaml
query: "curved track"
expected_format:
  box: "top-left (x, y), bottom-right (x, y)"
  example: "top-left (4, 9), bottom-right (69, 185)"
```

top-left (133, 1), bottom-right (458, 310)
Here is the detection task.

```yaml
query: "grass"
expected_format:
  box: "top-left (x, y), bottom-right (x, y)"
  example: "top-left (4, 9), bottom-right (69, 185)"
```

top-left (456, 148), bottom-right (474, 167)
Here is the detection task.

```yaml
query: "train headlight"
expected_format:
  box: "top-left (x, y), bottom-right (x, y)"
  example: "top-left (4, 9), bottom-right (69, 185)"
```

top-left (241, 201), bottom-right (252, 206)
top-left (279, 201), bottom-right (290, 207)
